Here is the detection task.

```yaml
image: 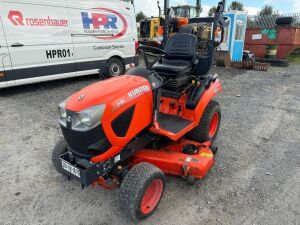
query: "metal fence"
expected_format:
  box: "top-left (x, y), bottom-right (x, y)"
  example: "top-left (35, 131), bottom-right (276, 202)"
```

top-left (247, 13), bottom-right (300, 29)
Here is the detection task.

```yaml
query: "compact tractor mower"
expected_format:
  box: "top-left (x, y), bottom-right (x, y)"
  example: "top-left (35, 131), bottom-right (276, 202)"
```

top-left (52, 1), bottom-right (228, 220)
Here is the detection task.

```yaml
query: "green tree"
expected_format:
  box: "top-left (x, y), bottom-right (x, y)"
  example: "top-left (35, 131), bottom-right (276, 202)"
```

top-left (228, 1), bottom-right (244, 11)
top-left (208, 6), bottom-right (217, 16)
top-left (136, 11), bottom-right (147, 22)
top-left (258, 5), bottom-right (274, 16)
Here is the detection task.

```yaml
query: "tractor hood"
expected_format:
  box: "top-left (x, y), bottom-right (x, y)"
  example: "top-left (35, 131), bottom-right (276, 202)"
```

top-left (65, 75), bottom-right (151, 117)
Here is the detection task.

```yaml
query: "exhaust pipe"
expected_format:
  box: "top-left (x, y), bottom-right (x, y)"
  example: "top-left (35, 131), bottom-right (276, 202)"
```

top-left (196, 0), bottom-right (201, 17)
top-left (157, 1), bottom-right (161, 17)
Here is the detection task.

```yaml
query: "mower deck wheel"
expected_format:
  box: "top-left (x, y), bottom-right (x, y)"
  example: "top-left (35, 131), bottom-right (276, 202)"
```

top-left (52, 138), bottom-right (68, 175)
top-left (119, 162), bottom-right (165, 220)
top-left (186, 100), bottom-right (221, 143)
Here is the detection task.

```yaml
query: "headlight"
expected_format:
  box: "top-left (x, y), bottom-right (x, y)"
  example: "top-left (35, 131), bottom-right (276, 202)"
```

top-left (72, 105), bottom-right (106, 131)
top-left (58, 99), bottom-right (68, 127)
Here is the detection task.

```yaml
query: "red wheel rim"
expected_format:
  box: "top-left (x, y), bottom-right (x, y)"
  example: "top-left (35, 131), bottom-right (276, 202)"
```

top-left (140, 179), bottom-right (163, 215)
top-left (209, 112), bottom-right (219, 137)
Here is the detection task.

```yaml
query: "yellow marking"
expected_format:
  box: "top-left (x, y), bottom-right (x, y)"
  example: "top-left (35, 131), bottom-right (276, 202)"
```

top-left (199, 152), bottom-right (213, 157)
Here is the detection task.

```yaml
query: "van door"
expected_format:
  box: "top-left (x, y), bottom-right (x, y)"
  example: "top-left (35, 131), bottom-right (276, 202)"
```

top-left (0, 1), bottom-right (76, 82)
top-left (0, 17), bottom-right (12, 85)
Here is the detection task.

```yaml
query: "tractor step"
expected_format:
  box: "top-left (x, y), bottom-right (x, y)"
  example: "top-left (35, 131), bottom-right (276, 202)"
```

top-left (157, 113), bottom-right (192, 134)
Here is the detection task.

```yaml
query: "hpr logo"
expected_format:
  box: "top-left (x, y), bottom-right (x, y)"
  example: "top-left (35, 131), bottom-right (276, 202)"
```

top-left (8, 11), bottom-right (24, 26)
top-left (81, 12), bottom-right (118, 29)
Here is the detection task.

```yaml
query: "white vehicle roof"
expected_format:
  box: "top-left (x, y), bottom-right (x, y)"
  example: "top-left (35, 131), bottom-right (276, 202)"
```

top-left (2, 0), bottom-right (132, 9)
top-left (66, 0), bottom-right (132, 9)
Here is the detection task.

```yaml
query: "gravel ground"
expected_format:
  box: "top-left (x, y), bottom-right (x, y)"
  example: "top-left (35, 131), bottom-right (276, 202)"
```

top-left (0, 65), bottom-right (299, 225)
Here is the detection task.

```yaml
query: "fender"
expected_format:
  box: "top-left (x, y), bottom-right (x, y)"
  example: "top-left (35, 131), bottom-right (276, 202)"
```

top-left (194, 79), bottom-right (222, 124)
top-left (149, 80), bottom-right (222, 141)
top-left (103, 49), bottom-right (127, 61)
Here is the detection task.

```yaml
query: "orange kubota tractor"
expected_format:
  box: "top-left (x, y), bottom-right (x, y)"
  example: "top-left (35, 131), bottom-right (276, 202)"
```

top-left (52, 1), bottom-right (228, 220)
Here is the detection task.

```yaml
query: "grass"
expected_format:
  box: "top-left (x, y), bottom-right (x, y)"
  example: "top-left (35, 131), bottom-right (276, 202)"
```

top-left (285, 47), bottom-right (300, 65)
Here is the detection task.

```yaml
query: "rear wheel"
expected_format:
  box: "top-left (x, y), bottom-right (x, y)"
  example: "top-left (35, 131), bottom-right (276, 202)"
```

top-left (52, 138), bottom-right (68, 175)
top-left (187, 100), bottom-right (221, 143)
top-left (107, 58), bottom-right (125, 77)
top-left (119, 162), bottom-right (165, 220)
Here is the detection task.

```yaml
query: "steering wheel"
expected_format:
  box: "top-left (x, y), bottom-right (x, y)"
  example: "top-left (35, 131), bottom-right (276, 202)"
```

top-left (138, 45), bottom-right (165, 70)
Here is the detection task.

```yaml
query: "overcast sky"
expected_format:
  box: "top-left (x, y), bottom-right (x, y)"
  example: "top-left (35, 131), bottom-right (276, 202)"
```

top-left (134, 0), bottom-right (300, 17)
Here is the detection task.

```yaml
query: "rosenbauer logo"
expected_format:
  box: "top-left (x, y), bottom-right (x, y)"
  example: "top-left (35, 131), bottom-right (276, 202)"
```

top-left (81, 8), bottom-right (128, 40)
top-left (8, 10), bottom-right (68, 27)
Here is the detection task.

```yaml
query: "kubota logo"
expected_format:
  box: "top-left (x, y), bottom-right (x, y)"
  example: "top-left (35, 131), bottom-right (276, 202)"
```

top-left (81, 8), bottom-right (127, 40)
top-left (7, 10), bottom-right (68, 27)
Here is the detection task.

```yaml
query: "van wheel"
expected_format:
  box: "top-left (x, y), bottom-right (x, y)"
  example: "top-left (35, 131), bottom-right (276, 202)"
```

top-left (107, 58), bottom-right (125, 77)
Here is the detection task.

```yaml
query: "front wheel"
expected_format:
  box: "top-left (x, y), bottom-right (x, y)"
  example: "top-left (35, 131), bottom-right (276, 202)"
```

top-left (119, 162), bottom-right (165, 220)
top-left (107, 58), bottom-right (125, 77)
top-left (52, 138), bottom-right (68, 175)
top-left (186, 100), bottom-right (221, 143)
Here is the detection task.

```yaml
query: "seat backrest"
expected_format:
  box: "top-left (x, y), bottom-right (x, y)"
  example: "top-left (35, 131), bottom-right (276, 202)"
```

top-left (164, 33), bottom-right (198, 61)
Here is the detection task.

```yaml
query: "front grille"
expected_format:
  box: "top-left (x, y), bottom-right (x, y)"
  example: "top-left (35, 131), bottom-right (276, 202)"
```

top-left (61, 124), bottom-right (112, 159)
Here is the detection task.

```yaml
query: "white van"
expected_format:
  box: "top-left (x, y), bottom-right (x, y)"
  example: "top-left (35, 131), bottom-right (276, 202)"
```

top-left (0, 0), bottom-right (138, 88)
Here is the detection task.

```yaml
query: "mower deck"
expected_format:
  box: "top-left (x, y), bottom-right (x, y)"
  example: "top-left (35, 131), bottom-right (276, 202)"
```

top-left (59, 139), bottom-right (215, 188)
top-left (130, 140), bottom-right (214, 179)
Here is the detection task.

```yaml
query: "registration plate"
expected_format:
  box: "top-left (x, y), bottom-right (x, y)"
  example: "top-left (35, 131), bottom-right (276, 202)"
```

top-left (61, 160), bottom-right (81, 178)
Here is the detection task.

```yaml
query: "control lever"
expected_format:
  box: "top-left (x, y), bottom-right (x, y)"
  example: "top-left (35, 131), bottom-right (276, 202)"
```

top-left (204, 74), bottom-right (218, 89)
top-left (153, 78), bottom-right (171, 128)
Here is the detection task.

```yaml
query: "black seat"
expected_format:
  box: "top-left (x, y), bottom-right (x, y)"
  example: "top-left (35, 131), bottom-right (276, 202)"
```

top-left (153, 59), bottom-right (192, 76)
top-left (152, 33), bottom-right (198, 77)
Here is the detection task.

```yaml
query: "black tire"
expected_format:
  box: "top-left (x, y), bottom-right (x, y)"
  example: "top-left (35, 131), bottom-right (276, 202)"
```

top-left (255, 58), bottom-right (289, 67)
top-left (276, 17), bottom-right (294, 26)
top-left (243, 51), bottom-right (254, 61)
top-left (119, 162), bottom-right (165, 221)
top-left (107, 58), bottom-right (125, 77)
top-left (186, 100), bottom-right (221, 143)
top-left (245, 57), bottom-right (256, 70)
top-left (52, 138), bottom-right (68, 175)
